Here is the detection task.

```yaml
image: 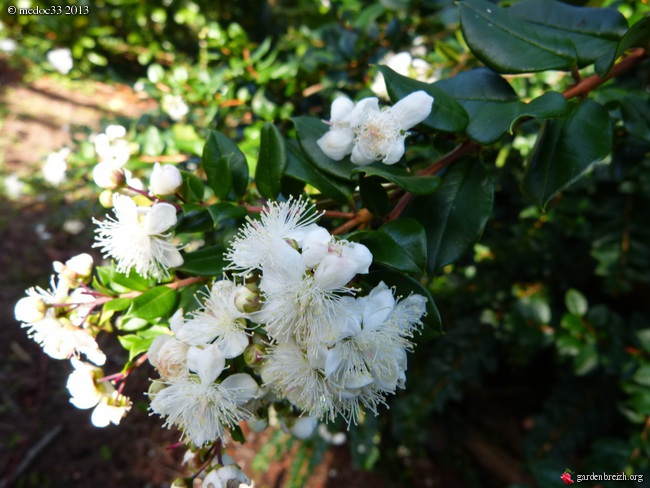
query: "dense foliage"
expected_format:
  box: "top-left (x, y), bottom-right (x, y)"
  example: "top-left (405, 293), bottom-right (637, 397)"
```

top-left (3, 0), bottom-right (650, 486)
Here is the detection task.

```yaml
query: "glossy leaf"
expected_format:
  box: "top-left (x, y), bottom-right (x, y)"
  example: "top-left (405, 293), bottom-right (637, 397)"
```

top-left (206, 202), bottom-right (248, 227)
top-left (256, 123), bottom-right (287, 199)
top-left (177, 204), bottom-right (214, 233)
top-left (201, 130), bottom-right (249, 199)
top-left (459, 0), bottom-right (576, 73)
top-left (433, 68), bottom-right (518, 119)
top-left (509, 0), bottom-right (627, 68)
top-left (409, 159), bottom-right (494, 272)
top-left (379, 66), bottom-right (469, 133)
top-left (467, 92), bottom-right (568, 145)
top-left (178, 246), bottom-right (227, 276)
top-left (129, 286), bottom-right (177, 320)
top-left (102, 297), bottom-right (132, 313)
top-left (180, 170), bottom-right (204, 203)
top-left (595, 16), bottom-right (650, 76)
top-left (359, 176), bottom-right (390, 217)
top-left (292, 117), bottom-right (357, 181)
top-left (285, 143), bottom-right (355, 204)
top-left (352, 165), bottom-right (441, 195)
top-left (112, 268), bottom-right (155, 292)
top-left (521, 99), bottom-right (612, 209)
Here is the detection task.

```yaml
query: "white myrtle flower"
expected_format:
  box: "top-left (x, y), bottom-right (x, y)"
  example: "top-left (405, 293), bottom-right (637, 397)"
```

top-left (150, 162), bottom-right (183, 196)
top-left (42, 148), bottom-right (70, 186)
top-left (317, 90), bottom-right (434, 166)
top-left (47, 47), bottom-right (73, 74)
top-left (150, 345), bottom-right (259, 446)
top-left (176, 280), bottom-right (250, 358)
top-left (202, 464), bottom-right (253, 488)
top-left (53, 252), bottom-right (94, 285)
top-left (148, 310), bottom-right (190, 381)
top-left (225, 196), bottom-right (321, 275)
top-left (93, 194), bottom-right (184, 279)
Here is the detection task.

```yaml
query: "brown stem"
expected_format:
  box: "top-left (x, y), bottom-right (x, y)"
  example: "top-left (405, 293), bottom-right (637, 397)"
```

top-left (332, 208), bottom-right (372, 235)
top-left (562, 48), bottom-right (647, 100)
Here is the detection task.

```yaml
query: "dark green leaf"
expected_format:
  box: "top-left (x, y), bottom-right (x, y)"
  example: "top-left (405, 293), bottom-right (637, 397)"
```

top-left (620, 94), bottom-right (650, 143)
top-left (379, 66), bottom-right (469, 133)
top-left (178, 246), bottom-right (227, 276)
top-left (201, 130), bottom-right (249, 198)
top-left (509, 0), bottom-right (627, 68)
top-left (521, 99), bottom-right (612, 209)
top-left (596, 16), bottom-right (649, 77)
top-left (180, 170), bottom-right (204, 203)
top-left (129, 286), bottom-right (177, 320)
top-left (359, 176), bottom-right (390, 217)
top-left (285, 143), bottom-right (355, 204)
top-left (409, 159), bottom-right (494, 272)
top-left (230, 424), bottom-right (247, 444)
top-left (459, 0), bottom-right (576, 73)
top-left (256, 123), bottom-right (287, 199)
top-left (565, 289), bottom-right (588, 317)
top-left (434, 68), bottom-right (518, 119)
top-left (206, 202), bottom-right (248, 226)
top-left (352, 165), bottom-right (441, 195)
top-left (177, 204), bottom-right (214, 233)
top-left (292, 117), bottom-right (357, 181)
top-left (467, 92), bottom-right (568, 145)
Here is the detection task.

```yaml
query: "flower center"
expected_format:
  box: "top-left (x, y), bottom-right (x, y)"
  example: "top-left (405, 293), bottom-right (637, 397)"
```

top-left (354, 110), bottom-right (402, 160)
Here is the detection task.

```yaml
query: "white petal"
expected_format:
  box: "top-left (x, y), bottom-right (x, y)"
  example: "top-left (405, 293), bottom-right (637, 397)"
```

top-left (187, 345), bottom-right (225, 384)
top-left (350, 97), bottom-right (380, 128)
top-left (313, 254), bottom-right (357, 290)
top-left (112, 194), bottom-right (138, 223)
top-left (217, 329), bottom-right (249, 359)
top-left (316, 129), bottom-right (354, 160)
top-left (220, 373), bottom-right (259, 405)
top-left (290, 416), bottom-right (318, 439)
top-left (144, 203), bottom-right (178, 235)
top-left (330, 97), bottom-right (355, 124)
top-left (157, 244), bottom-right (184, 269)
top-left (382, 140), bottom-right (406, 165)
top-left (301, 226), bottom-right (332, 268)
top-left (148, 334), bottom-right (172, 368)
top-left (390, 90), bottom-right (434, 130)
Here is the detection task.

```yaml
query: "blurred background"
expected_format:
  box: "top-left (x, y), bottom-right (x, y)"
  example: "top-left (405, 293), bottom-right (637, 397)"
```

top-left (1, 0), bottom-right (649, 487)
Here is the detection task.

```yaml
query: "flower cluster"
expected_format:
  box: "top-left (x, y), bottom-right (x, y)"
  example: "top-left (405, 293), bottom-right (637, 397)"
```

top-left (147, 197), bottom-right (426, 450)
top-left (317, 90), bottom-right (433, 166)
top-left (92, 125), bottom-right (138, 190)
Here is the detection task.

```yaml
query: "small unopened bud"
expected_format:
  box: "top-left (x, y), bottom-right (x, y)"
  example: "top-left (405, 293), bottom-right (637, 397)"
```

top-left (234, 284), bottom-right (261, 314)
top-left (99, 190), bottom-right (114, 208)
top-left (150, 162), bottom-right (183, 196)
top-left (284, 238), bottom-right (299, 251)
top-left (243, 343), bottom-right (266, 367)
top-left (148, 379), bottom-right (167, 396)
top-left (14, 296), bottom-right (48, 323)
top-left (93, 163), bottom-right (125, 189)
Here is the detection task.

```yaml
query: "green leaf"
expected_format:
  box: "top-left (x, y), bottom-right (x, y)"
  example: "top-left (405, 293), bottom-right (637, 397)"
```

top-left (177, 204), bottom-right (214, 233)
top-left (565, 289), bottom-right (588, 317)
top-left (180, 170), bottom-right (204, 203)
top-left (256, 123), bottom-right (287, 199)
top-left (129, 286), bottom-right (177, 320)
top-left (102, 297), bottom-right (132, 313)
top-left (364, 270), bottom-right (442, 335)
top-left (359, 176), bottom-right (390, 217)
top-left (118, 333), bottom-right (153, 361)
top-left (178, 246), bottom-right (227, 276)
top-left (597, 16), bottom-right (649, 76)
top-left (434, 68), bottom-right (518, 119)
top-left (379, 66), bottom-right (469, 133)
top-left (620, 94), bottom-right (650, 143)
top-left (351, 218), bottom-right (427, 274)
top-left (285, 143), bottom-right (355, 204)
top-left (509, 0), bottom-right (627, 68)
top-left (112, 268), bottom-right (155, 292)
top-left (206, 202), bottom-right (248, 226)
top-left (467, 92), bottom-right (568, 145)
top-left (292, 117), bottom-right (357, 181)
top-left (141, 126), bottom-right (165, 156)
top-left (459, 0), bottom-right (576, 73)
top-left (521, 99), bottom-right (612, 209)
top-left (409, 159), bottom-right (494, 272)
top-left (201, 130), bottom-right (249, 198)
top-left (352, 165), bottom-right (441, 195)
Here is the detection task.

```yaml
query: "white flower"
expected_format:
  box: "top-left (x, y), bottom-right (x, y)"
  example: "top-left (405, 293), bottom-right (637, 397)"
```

top-left (176, 280), bottom-right (250, 358)
top-left (317, 91), bottom-right (433, 166)
top-left (91, 391), bottom-right (132, 427)
top-left (314, 97), bottom-right (355, 160)
top-left (2, 174), bottom-right (24, 200)
top-left (203, 464), bottom-right (252, 488)
top-left (0, 38), bottom-right (17, 53)
top-left (92, 162), bottom-right (125, 189)
top-left (93, 194), bottom-right (184, 279)
top-left (162, 94), bottom-right (190, 121)
top-left (150, 345), bottom-right (259, 446)
top-left (47, 47), bottom-right (73, 74)
top-left (150, 162), bottom-right (183, 196)
top-left (42, 148), bottom-right (70, 186)
top-left (53, 252), bottom-right (94, 285)
top-left (225, 196), bottom-right (321, 275)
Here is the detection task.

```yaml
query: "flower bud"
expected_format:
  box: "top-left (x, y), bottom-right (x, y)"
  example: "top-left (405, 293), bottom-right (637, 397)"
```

top-left (93, 162), bottom-right (125, 189)
top-left (243, 343), bottom-right (266, 367)
top-left (234, 283), bottom-right (261, 314)
top-left (150, 163), bottom-right (183, 196)
top-left (148, 379), bottom-right (167, 396)
top-left (99, 190), bottom-right (114, 208)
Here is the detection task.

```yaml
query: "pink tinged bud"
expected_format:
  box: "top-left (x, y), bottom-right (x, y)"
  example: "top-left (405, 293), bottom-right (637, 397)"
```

top-left (93, 162), bottom-right (125, 189)
top-left (234, 283), bottom-right (261, 314)
top-left (243, 343), bottom-right (266, 366)
top-left (149, 163), bottom-right (183, 196)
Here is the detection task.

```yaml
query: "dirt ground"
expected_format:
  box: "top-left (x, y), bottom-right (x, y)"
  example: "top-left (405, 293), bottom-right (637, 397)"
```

top-left (0, 58), bottom-right (395, 488)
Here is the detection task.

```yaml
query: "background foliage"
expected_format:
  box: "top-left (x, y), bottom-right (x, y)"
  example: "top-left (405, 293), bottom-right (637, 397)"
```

top-left (2, 0), bottom-right (650, 486)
